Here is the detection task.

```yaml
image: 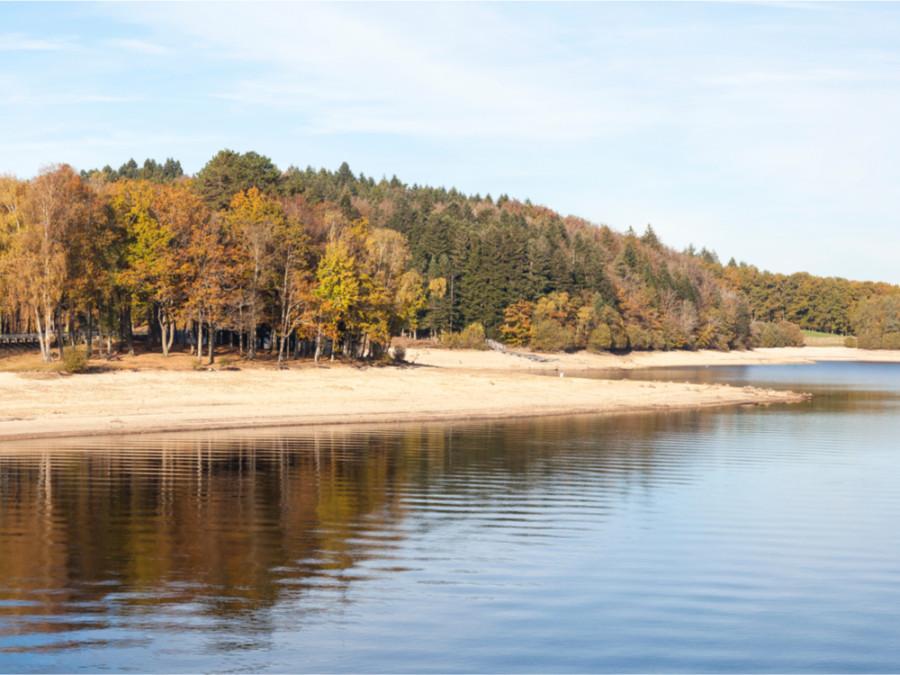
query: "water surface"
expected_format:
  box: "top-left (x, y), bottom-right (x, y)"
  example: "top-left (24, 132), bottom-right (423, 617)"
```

top-left (1, 362), bottom-right (899, 672)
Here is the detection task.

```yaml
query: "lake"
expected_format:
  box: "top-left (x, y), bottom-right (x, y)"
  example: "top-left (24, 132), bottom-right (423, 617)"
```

top-left (2, 361), bottom-right (900, 672)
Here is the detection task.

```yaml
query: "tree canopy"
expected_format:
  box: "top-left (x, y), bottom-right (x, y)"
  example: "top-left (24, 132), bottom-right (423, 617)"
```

top-left (3, 151), bottom-right (898, 363)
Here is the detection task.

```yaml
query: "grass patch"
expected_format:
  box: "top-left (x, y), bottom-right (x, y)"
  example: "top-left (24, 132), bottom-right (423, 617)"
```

top-left (802, 330), bottom-right (846, 347)
top-left (0, 353), bottom-right (59, 373)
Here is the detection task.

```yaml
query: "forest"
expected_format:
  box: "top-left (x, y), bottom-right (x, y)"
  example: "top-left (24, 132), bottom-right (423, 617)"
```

top-left (2, 150), bottom-right (899, 364)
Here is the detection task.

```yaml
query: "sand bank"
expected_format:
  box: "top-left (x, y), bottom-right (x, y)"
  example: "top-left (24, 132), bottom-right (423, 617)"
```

top-left (405, 345), bottom-right (900, 371)
top-left (0, 348), bottom-right (821, 441)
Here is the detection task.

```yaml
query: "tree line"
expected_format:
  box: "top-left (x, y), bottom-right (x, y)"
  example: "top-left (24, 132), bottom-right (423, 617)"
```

top-left (3, 149), bottom-right (899, 362)
top-left (0, 156), bottom-right (425, 364)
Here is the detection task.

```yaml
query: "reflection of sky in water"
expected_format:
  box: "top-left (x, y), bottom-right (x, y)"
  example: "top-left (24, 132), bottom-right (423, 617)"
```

top-left (567, 361), bottom-right (900, 393)
top-left (1, 363), bottom-right (900, 672)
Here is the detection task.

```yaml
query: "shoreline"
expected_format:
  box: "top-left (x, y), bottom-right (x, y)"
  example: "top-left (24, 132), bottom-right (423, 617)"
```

top-left (1, 345), bottom-right (874, 443)
top-left (404, 345), bottom-right (900, 371)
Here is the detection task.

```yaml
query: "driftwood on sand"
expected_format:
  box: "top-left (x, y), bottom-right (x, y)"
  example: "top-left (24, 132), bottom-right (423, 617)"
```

top-left (486, 339), bottom-right (556, 363)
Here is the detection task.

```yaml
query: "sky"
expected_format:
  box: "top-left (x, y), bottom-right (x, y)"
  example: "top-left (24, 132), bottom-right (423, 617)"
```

top-left (2, 2), bottom-right (900, 284)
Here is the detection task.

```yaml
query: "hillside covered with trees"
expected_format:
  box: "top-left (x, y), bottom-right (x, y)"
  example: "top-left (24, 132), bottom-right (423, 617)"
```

top-left (2, 150), bottom-right (899, 364)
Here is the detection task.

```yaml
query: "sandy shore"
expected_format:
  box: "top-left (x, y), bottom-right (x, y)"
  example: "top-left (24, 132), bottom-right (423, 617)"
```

top-left (405, 345), bottom-right (900, 371)
top-left (0, 345), bottom-right (860, 442)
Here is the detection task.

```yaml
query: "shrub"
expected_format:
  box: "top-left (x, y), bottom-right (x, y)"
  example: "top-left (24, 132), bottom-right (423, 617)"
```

top-left (857, 334), bottom-right (881, 350)
top-left (752, 322), bottom-right (778, 348)
top-left (844, 336), bottom-right (858, 348)
top-left (624, 326), bottom-right (665, 351)
top-left (626, 325), bottom-right (650, 350)
top-left (529, 319), bottom-right (576, 352)
top-left (599, 307), bottom-right (629, 350)
top-left (852, 295), bottom-right (900, 348)
top-left (60, 346), bottom-right (88, 374)
top-left (447, 323), bottom-right (488, 350)
top-left (587, 325), bottom-right (612, 352)
top-left (390, 344), bottom-right (406, 362)
top-left (750, 320), bottom-right (805, 348)
top-left (882, 332), bottom-right (900, 350)
top-left (649, 330), bottom-right (666, 350)
top-left (778, 321), bottom-right (805, 347)
top-left (610, 326), bottom-right (629, 350)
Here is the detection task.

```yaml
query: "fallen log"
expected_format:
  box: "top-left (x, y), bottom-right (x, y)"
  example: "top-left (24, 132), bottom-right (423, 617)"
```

top-left (485, 339), bottom-right (556, 363)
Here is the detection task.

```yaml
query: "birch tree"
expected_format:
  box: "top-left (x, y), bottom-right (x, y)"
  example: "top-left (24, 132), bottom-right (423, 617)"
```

top-left (226, 188), bottom-right (281, 360)
top-left (14, 165), bottom-right (86, 361)
top-left (273, 214), bottom-right (313, 367)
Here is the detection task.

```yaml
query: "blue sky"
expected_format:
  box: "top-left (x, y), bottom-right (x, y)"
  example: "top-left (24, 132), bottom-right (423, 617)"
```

top-left (3, 2), bottom-right (900, 284)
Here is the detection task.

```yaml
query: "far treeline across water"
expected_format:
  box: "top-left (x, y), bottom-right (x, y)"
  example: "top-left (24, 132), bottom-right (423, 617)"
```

top-left (2, 150), bottom-right (899, 365)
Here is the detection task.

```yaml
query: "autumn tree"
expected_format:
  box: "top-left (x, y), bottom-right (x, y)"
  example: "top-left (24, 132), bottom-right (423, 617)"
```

top-left (424, 276), bottom-right (449, 339)
top-left (312, 219), bottom-right (421, 360)
top-left (529, 292), bottom-right (577, 351)
top-left (500, 299), bottom-right (534, 346)
top-left (852, 295), bottom-right (900, 349)
top-left (362, 226), bottom-right (416, 352)
top-left (271, 209), bottom-right (314, 367)
top-left (314, 235), bottom-right (360, 361)
top-left (0, 175), bottom-right (26, 333)
top-left (226, 188), bottom-right (285, 359)
top-left (183, 210), bottom-right (238, 365)
top-left (10, 165), bottom-right (91, 361)
top-left (112, 180), bottom-right (159, 355)
top-left (65, 178), bottom-right (115, 357)
top-left (393, 269), bottom-right (426, 338)
top-left (0, 174), bottom-right (24, 240)
top-left (113, 180), bottom-right (205, 356)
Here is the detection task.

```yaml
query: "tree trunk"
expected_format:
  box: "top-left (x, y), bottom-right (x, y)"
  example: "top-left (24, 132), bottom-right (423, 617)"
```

top-left (125, 318), bottom-right (135, 356)
top-left (196, 314), bottom-right (203, 358)
top-left (237, 307), bottom-right (244, 357)
top-left (85, 305), bottom-right (93, 358)
top-left (119, 299), bottom-right (135, 356)
top-left (277, 333), bottom-right (287, 368)
top-left (35, 307), bottom-right (51, 362)
top-left (248, 319), bottom-right (257, 360)
top-left (450, 275), bottom-right (455, 334)
top-left (208, 324), bottom-right (215, 365)
top-left (68, 308), bottom-right (76, 347)
top-left (314, 328), bottom-right (323, 363)
top-left (149, 304), bottom-right (158, 350)
top-left (55, 307), bottom-right (64, 360)
top-left (158, 308), bottom-right (174, 356)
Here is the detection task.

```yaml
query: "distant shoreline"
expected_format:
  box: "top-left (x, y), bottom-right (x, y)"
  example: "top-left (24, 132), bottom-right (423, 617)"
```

top-left (0, 345), bottom-right (853, 443)
top-left (405, 345), bottom-right (900, 372)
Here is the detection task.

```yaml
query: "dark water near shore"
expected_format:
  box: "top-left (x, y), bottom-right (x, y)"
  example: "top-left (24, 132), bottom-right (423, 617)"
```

top-left (2, 362), bottom-right (900, 672)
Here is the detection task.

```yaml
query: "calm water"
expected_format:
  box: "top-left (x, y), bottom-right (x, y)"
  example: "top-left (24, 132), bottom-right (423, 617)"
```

top-left (2, 362), bottom-right (900, 672)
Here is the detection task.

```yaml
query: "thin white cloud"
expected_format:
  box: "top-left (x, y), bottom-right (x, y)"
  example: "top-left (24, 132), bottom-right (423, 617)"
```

top-left (0, 129), bottom-right (218, 152)
top-left (4, 88), bottom-right (144, 106)
top-left (699, 67), bottom-right (895, 88)
top-left (104, 38), bottom-right (171, 56)
top-left (10, 1), bottom-right (900, 283)
top-left (107, 3), bottom-right (658, 143)
top-left (0, 32), bottom-right (76, 51)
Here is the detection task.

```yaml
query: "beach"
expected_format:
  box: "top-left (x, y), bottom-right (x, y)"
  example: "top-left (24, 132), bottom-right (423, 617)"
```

top-left (3, 345), bottom-right (884, 442)
top-left (405, 345), bottom-right (900, 370)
